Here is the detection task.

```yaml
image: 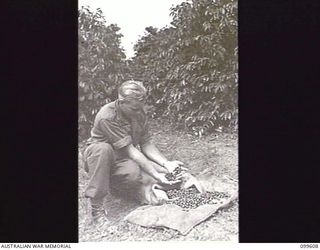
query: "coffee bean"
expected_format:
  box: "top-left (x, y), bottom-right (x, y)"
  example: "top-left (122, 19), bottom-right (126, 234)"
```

top-left (165, 167), bottom-right (183, 181)
top-left (166, 186), bottom-right (229, 209)
top-left (173, 167), bottom-right (182, 175)
top-left (165, 173), bottom-right (176, 181)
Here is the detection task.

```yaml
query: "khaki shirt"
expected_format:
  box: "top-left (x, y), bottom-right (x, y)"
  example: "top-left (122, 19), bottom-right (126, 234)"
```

top-left (86, 100), bottom-right (152, 150)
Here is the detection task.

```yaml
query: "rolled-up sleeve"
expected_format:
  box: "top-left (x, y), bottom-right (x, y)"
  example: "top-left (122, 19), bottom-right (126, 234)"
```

top-left (98, 119), bottom-right (132, 149)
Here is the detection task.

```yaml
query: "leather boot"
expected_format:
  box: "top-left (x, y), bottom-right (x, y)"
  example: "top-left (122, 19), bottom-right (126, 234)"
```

top-left (90, 198), bottom-right (108, 227)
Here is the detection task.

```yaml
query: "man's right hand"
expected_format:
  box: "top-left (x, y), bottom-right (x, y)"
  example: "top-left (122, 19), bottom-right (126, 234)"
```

top-left (156, 173), bottom-right (181, 186)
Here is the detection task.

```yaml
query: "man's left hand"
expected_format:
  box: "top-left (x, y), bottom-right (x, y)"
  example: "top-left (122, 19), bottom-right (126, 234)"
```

top-left (163, 160), bottom-right (188, 173)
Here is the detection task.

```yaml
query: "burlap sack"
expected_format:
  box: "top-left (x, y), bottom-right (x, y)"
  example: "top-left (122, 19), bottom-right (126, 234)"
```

top-left (136, 173), bottom-right (206, 205)
top-left (125, 174), bottom-right (238, 235)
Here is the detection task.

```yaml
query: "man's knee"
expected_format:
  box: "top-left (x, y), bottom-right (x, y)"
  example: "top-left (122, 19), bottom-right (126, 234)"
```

top-left (113, 159), bottom-right (142, 184)
top-left (126, 161), bottom-right (141, 183)
top-left (84, 143), bottom-right (115, 172)
top-left (140, 170), bottom-right (157, 185)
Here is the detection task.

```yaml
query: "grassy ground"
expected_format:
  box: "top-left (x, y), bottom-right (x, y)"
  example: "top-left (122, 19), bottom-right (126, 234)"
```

top-left (79, 119), bottom-right (238, 242)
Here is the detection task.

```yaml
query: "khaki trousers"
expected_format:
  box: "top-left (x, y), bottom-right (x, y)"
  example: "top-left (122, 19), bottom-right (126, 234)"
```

top-left (83, 142), bottom-right (166, 202)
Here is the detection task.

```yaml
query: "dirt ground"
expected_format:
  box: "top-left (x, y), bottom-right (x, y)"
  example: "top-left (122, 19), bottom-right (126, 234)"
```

top-left (78, 119), bottom-right (238, 242)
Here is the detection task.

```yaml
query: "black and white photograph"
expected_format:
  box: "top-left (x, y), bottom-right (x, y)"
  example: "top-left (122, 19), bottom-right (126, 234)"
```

top-left (4, 0), bottom-right (320, 245)
top-left (78, 0), bottom-right (238, 242)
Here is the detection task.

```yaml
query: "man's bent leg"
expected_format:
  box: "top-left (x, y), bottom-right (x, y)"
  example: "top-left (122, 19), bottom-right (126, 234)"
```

top-left (84, 143), bottom-right (115, 199)
top-left (111, 159), bottom-right (168, 205)
top-left (83, 142), bottom-right (115, 225)
top-left (110, 159), bottom-right (172, 205)
top-left (111, 159), bottom-right (142, 201)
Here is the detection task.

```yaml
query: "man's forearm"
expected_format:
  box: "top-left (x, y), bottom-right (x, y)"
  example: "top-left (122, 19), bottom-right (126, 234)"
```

top-left (121, 144), bottom-right (161, 181)
top-left (141, 142), bottom-right (168, 168)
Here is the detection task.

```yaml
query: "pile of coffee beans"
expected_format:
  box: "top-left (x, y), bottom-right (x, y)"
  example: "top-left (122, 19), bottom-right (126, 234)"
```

top-left (166, 186), bottom-right (230, 209)
top-left (165, 167), bottom-right (182, 181)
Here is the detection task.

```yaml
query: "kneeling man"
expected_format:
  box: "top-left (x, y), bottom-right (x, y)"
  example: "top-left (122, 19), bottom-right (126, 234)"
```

top-left (83, 80), bottom-right (186, 226)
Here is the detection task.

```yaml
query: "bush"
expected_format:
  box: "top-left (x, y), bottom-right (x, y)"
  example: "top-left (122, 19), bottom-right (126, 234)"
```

top-left (78, 1), bottom-right (238, 139)
top-left (78, 6), bottom-right (128, 140)
top-left (129, 0), bottom-right (238, 135)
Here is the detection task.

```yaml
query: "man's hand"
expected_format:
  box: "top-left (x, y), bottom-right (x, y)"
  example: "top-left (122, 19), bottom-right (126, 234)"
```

top-left (141, 142), bottom-right (187, 174)
top-left (163, 160), bottom-right (188, 173)
top-left (124, 144), bottom-right (166, 181)
top-left (156, 173), bottom-right (182, 186)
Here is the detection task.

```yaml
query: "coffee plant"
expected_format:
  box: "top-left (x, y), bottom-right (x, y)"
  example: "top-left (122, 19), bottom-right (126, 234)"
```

top-left (78, 0), bottom-right (237, 140)
top-left (129, 0), bottom-right (238, 135)
top-left (78, 6), bottom-right (129, 140)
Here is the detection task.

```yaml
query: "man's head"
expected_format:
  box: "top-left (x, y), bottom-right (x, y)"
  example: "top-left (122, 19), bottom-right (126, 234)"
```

top-left (117, 80), bottom-right (148, 145)
top-left (118, 80), bottom-right (147, 102)
top-left (117, 80), bottom-right (147, 120)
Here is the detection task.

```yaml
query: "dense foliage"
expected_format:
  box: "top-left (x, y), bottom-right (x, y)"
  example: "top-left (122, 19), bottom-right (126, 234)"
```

top-left (130, 0), bottom-right (238, 135)
top-left (78, 6), bottom-right (128, 139)
top-left (79, 0), bottom-right (238, 139)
